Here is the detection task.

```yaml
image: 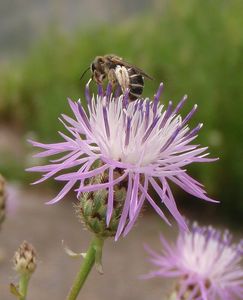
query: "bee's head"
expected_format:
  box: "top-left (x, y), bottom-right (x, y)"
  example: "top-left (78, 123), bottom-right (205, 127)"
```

top-left (91, 56), bottom-right (107, 83)
top-left (92, 56), bottom-right (106, 71)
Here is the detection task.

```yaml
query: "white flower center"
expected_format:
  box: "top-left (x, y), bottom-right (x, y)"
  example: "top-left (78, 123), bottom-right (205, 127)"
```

top-left (180, 232), bottom-right (237, 281)
top-left (90, 95), bottom-right (182, 167)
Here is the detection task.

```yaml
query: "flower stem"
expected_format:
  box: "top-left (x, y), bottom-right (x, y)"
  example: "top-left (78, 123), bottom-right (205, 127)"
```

top-left (18, 274), bottom-right (30, 300)
top-left (66, 236), bottom-right (104, 300)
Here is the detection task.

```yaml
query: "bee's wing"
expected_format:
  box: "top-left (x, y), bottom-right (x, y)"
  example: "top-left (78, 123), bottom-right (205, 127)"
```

top-left (108, 56), bottom-right (153, 80)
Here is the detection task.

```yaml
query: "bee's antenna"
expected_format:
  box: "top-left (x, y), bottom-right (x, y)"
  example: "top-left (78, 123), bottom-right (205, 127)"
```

top-left (80, 66), bottom-right (90, 80)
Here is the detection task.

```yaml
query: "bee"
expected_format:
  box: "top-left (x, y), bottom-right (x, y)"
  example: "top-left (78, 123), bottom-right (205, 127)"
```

top-left (81, 54), bottom-right (153, 100)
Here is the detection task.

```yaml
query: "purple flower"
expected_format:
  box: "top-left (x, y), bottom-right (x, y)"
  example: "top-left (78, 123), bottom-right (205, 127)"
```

top-left (27, 82), bottom-right (217, 240)
top-left (144, 223), bottom-right (243, 300)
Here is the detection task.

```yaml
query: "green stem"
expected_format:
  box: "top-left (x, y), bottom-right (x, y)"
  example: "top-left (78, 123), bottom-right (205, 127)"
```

top-left (66, 236), bottom-right (104, 300)
top-left (18, 274), bottom-right (30, 300)
top-left (94, 237), bottom-right (104, 274)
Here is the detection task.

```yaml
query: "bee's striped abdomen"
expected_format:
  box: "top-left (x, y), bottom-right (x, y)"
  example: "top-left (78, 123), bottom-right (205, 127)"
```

top-left (128, 68), bottom-right (144, 101)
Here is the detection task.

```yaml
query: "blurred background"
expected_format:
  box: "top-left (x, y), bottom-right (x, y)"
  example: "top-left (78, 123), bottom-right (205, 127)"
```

top-left (0, 0), bottom-right (242, 299)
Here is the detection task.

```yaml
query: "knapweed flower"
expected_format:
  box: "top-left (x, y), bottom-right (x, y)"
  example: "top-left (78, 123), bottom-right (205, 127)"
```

top-left (27, 82), bottom-right (216, 240)
top-left (144, 223), bottom-right (243, 300)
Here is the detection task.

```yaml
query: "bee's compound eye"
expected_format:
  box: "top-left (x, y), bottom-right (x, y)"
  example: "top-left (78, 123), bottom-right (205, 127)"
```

top-left (97, 58), bottom-right (105, 65)
top-left (91, 63), bottom-right (95, 72)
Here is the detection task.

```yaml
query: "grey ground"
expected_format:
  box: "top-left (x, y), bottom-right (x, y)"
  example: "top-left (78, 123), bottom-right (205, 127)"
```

top-left (0, 184), bottom-right (173, 300)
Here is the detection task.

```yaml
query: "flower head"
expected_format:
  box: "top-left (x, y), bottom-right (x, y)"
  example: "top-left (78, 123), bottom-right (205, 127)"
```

top-left (144, 223), bottom-right (243, 300)
top-left (13, 241), bottom-right (37, 275)
top-left (27, 82), bottom-right (216, 240)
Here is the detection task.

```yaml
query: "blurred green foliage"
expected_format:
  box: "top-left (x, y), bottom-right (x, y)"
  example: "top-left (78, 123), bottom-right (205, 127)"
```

top-left (0, 0), bottom-right (242, 223)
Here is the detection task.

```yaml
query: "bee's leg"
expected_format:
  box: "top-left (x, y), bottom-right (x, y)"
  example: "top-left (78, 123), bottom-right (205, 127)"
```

top-left (114, 66), bottom-right (130, 93)
top-left (93, 70), bottom-right (103, 84)
top-left (107, 69), bottom-right (118, 89)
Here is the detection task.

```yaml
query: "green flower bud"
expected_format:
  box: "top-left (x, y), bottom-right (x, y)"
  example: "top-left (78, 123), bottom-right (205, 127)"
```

top-left (76, 171), bottom-right (127, 238)
top-left (13, 241), bottom-right (37, 275)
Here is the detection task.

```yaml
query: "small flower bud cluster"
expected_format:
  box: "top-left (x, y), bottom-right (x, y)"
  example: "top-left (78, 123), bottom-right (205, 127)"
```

top-left (0, 174), bottom-right (6, 229)
top-left (13, 241), bottom-right (37, 275)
